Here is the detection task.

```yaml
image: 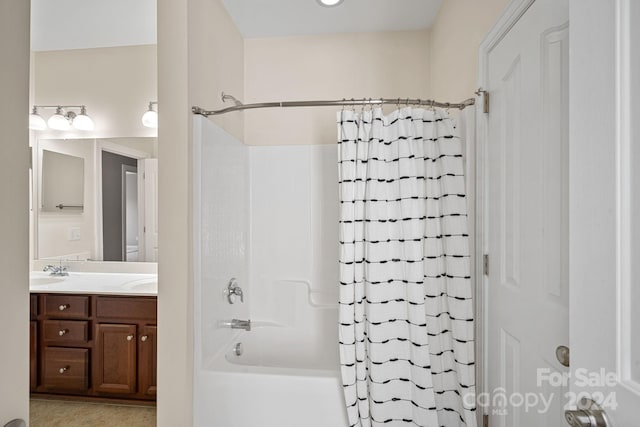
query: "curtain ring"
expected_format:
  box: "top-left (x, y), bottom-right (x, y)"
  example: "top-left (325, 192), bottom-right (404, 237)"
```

top-left (405, 98), bottom-right (410, 107)
top-left (350, 98), bottom-right (356, 113)
top-left (341, 98), bottom-right (346, 113)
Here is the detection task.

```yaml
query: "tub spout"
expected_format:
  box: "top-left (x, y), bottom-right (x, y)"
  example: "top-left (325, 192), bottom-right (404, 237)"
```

top-left (220, 318), bottom-right (251, 331)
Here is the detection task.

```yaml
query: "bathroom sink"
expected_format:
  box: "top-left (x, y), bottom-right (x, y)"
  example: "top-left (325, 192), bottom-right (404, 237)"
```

top-left (122, 278), bottom-right (157, 293)
top-left (30, 276), bottom-right (65, 286)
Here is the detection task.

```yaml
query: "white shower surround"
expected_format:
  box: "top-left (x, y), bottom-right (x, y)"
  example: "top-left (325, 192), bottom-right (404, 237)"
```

top-left (193, 116), bottom-right (347, 426)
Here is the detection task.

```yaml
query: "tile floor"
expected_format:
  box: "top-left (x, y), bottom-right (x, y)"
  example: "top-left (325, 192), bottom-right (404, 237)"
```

top-left (30, 399), bottom-right (156, 427)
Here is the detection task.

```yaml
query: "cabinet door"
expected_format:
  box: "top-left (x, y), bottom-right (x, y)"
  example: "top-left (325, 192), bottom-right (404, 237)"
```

top-left (94, 323), bottom-right (137, 394)
top-left (139, 325), bottom-right (157, 397)
top-left (30, 321), bottom-right (37, 390)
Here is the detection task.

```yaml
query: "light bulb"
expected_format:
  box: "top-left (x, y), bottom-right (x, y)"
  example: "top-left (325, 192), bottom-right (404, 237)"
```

top-left (317, 0), bottom-right (343, 6)
top-left (29, 107), bottom-right (47, 131)
top-left (48, 108), bottom-right (71, 131)
top-left (72, 107), bottom-right (95, 131)
top-left (142, 109), bottom-right (158, 128)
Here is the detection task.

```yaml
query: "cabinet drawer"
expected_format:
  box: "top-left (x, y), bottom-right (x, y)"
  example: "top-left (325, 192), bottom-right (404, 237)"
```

top-left (43, 320), bottom-right (89, 344)
top-left (43, 295), bottom-right (89, 319)
top-left (42, 347), bottom-right (89, 391)
top-left (96, 296), bottom-right (156, 322)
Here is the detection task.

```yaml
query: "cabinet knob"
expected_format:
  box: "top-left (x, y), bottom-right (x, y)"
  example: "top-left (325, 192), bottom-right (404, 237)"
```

top-left (126, 334), bottom-right (134, 341)
top-left (141, 335), bottom-right (148, 342)
top-left (58, 366), bottom-right (69, 374)
top-left (58, 304), bottom-right (69, 311)
top-left (58, 329), bottom-right (68, 336)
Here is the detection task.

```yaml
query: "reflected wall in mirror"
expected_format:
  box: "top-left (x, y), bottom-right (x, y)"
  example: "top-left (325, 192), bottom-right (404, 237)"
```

top-left (34, 137), bottom-right (158, 262)
top-left (41, 150), bottom-right (84, 212)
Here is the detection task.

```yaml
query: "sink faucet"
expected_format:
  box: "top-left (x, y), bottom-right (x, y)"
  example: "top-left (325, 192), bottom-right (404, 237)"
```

top-left (43, 264), bottom-right (68, 277)
top-left (220, 319), bottom-right (251, 331)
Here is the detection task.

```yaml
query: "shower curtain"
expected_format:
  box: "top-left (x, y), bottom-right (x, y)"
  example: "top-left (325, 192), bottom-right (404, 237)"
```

top-left (338, 107), bottom-right (476, 427)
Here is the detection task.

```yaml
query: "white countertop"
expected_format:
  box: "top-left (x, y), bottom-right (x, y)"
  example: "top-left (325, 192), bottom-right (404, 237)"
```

top-left (29, 271), bottom-right (158, 296)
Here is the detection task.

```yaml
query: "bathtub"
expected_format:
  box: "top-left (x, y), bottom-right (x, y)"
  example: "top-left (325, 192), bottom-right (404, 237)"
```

top-left (194, 324), bottom-right (349, 427)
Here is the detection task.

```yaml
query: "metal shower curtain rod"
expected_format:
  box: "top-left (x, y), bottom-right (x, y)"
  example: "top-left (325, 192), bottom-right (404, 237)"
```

top-left (191, 92), bottom-right (477, 116)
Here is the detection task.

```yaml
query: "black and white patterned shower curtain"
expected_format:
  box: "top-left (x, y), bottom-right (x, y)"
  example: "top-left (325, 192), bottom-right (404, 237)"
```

top-left (338, 107), bottom-right (476, 427)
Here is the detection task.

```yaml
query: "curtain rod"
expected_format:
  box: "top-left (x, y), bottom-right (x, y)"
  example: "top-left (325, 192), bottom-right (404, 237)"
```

top-left (191, 92), bottom-right (476, 116)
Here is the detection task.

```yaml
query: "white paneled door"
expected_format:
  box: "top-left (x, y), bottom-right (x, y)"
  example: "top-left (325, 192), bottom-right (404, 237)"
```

top-left (484, 0), bottom-right (569, 425)
top-left (569, 0), bottom-right (640, 425)
top-left (138, 158), bottom-right (158, 262)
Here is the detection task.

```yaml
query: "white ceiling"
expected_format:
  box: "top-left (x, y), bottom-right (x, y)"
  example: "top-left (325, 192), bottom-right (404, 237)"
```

top-left (224, 0), bottom-right (443, 38)
top-left (30, 0), bottom-right (442, 51)
top-left (31, 0), bottom-right (156, 51)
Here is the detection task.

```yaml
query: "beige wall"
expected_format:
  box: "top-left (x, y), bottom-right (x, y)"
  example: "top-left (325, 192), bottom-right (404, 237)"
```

top-left (429, 0), bottom-right (510, 102)
top-left (33, 45), bottom-right (157, 139)
top-left (157, 0), bottom-right (191, 425)
top-left (189, 0), bottom-right (244, 140)
top-left (244, 30), bottom-right (430, 145)
top-left (0, 0), bottom-right (30, 424)
top-left (157, 0), bottom-right (244, 425)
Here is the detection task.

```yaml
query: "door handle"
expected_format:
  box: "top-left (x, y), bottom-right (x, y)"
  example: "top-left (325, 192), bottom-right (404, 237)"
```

top-left (565, 398), bottom-right (611, 427)
top-left (556, 345), bottom-right (570, 367)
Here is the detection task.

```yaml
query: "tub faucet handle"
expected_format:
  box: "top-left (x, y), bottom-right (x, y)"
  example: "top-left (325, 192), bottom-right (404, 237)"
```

top-left (226, 278), bottom-right (244, 304)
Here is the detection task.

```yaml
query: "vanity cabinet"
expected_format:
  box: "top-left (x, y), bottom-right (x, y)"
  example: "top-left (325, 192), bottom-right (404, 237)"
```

top-left (30, 293), bottom-right (157, 403)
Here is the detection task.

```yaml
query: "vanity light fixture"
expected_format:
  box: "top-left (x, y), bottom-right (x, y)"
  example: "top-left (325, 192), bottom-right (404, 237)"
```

top-left (47, 107), bottom-right (72, 131)
top-left (141, 101), bottom-right (158, 129)
top-left (317, 0), bottom-right (344, 6)
top-left (72, 106), bottom-right (96, 131)
top-left (29, 105), bottom-right (95, 132)
top-left (28, 106), bottom-right (47, 131)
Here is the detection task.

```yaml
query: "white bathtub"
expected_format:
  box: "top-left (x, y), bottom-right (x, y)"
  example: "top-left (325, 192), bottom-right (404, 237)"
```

top-left (194, 325), bottom-right (348, 427)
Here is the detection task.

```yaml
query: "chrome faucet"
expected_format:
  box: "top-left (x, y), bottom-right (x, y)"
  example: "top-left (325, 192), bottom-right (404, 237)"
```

top-left (43, 264), bottom-right (68, 277)
top-left (220, 319), bottom-right (251, 331)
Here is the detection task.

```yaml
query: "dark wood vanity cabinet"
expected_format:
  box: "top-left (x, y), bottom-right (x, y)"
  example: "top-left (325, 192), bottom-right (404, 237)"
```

top-left (30, 293), bottom-right (157, 403)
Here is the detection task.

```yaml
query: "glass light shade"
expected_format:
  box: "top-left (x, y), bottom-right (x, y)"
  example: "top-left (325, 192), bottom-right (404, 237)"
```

top-left (29, 113), bottom-right (47, 131)
top-left (72, 114), bottom-right (95, 131)
top-left (318, 0), bottom-right (343, 6)
top-left (48, 113), bottom-right (71, 131)
top-left (142, 109), bottom-right (158, 128)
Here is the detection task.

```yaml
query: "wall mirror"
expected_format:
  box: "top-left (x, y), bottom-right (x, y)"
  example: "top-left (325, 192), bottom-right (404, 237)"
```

top-left (34, 137), bottom-right (158, 262)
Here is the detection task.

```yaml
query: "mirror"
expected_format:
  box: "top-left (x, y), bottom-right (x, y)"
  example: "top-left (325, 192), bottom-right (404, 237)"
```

top-left (34, 137), bottom-right (158, 262)
top-left (41, 150), bottom-right (84, 212)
